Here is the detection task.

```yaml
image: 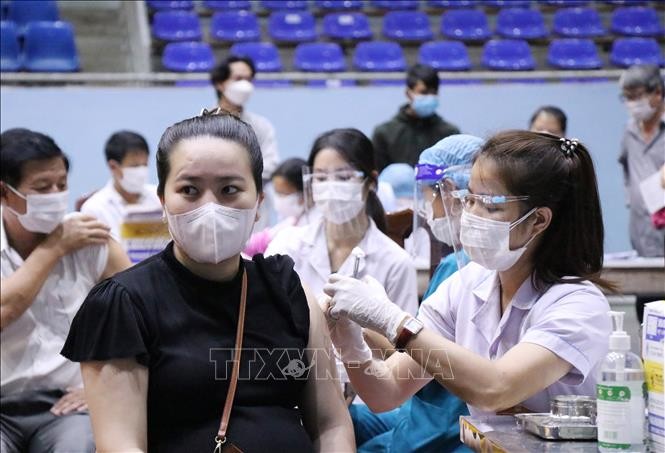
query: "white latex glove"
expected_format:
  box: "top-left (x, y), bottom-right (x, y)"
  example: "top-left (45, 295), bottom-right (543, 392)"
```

top-left (323, 274), bottom-right (410, 344)
top-left (319, 294), bottom-right (372, 365)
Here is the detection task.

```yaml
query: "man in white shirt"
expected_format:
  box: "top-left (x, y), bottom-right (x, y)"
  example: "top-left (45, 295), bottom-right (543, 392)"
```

top-left (80, 131), bottom-right (161, 244)
top-left (0, 128), bottom-right (131, 453)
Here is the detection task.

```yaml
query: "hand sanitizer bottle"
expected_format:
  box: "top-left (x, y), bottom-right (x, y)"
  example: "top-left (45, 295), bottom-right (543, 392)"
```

top-left (597, 311), bottom-right (646, 452)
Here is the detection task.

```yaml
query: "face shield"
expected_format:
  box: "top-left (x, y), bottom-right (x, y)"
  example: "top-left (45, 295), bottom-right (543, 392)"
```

top-left (302, 166), bottom-right (369, 238)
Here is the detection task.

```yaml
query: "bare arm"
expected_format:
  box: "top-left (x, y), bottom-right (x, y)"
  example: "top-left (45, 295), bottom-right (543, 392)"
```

top-left (100, 238), bottom-right (132, 281)
top-left (299, 287), bottom-right (355, 452)
top-left (1, 215), bottom-right (110, 330)
top-left (81, 359), bottom-right (148, 452)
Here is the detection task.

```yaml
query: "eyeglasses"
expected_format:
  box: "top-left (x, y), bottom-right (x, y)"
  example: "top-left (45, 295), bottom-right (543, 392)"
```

top-left (452, 189), bottom-right (529, 210)
top-left (309, 169), bottom-right (364, 183)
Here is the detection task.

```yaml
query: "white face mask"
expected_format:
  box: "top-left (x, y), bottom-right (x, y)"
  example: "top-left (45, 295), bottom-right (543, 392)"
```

top-left (166, 201), bottom-right (257, 264)
top-left (273, 192), bottom-right (303, 221)
top-left (118, 165), bottom-right (148, 194)
top-left (425, 201), bottom-right (458, 245)
top-left (626, 97), bottom-right (657, 122)
top-left (312, 180), bottom-right (365, 225)
top-left (460, 208), bottom-right (537, 271)
top-left (224, 80), bottom-right (254, 107)
top-left (6, 185), bottom-right (68, 233)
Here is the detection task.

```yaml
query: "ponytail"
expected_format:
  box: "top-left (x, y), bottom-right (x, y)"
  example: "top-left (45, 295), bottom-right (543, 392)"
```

top-left (366, 188), bottom-right (387, 234)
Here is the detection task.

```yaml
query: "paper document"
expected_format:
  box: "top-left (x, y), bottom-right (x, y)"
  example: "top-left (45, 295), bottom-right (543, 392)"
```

top-left (639, 171), bottom-right (665, 214)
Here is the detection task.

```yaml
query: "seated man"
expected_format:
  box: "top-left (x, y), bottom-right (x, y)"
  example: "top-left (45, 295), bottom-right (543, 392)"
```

top-left (1, 128), bottom-right (131, 453)
top-left (81, 130), bottom-right (161, 243)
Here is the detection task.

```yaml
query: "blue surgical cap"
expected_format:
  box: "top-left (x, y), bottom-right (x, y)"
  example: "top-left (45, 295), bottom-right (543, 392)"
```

top-left (418, 134), bottom-right (485, 189)
top-left (379, 163), bottom-right (414, 199)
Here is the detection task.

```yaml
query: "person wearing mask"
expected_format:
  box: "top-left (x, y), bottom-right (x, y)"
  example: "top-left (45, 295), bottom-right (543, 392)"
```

top-left (322, 131), bottom-right (613, 422)
top-left (372, 64), bottom-right (460, 172)
top-left (1, 128), bottom-right (131, 453)
top-left (61, 112), bottom-right (354, 453)
top-left (352, 134), bottom-right (484, 453)
top-left (80, 131), bottom-right (161, 242)
top-left (244, 157), bottom-right (308, 257)
top-left (528, 106), bottom-right (567, 137)
top-left (266, 128), bottom-right (418, 316)
top-left (618, 64), bottom-right (665, 258)
top-left (378, 163), bottom-right (415, 212)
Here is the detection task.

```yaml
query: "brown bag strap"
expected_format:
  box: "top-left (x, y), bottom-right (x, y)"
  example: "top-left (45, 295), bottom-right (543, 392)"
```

top-left (214, 269), bottom-right (247, 451)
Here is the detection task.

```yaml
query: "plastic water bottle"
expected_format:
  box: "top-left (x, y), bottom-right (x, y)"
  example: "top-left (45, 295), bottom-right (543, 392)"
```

top-left (597, 311), bottom-right (646, 452)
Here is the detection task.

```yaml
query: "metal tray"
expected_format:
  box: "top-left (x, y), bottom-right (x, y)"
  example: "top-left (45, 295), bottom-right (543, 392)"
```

top-left (515, 413), bottom-right (598, 441)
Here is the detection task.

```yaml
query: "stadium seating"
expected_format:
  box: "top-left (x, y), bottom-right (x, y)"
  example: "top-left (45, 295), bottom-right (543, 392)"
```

top-left (210, 11), bottom-right (260, 43)
top-left (496, 8), bottom-right (547, 39)
top-left (353, 41), bottom-right (406, 71)
top-left (426, 0), bottom-right (481, 7)
top-left (268, 11), bottom-right (317, 43)
top-left (482, 39), bottom-right (535, 70)
top-left (552, 7), bottom-right (606, 38)
top-left (441, 9), bottom-right (491, 41)
top-left (162, 41), bottom-right (214, 72)
top-left (261, 0), bottom-right (308, 11)
top-left (418, 40), bottom-right (471, 71)
top-left (610, 7), bottom-right (664, 37)
top-left (1, 20), bottom-right (21, 71)
top-left (610, 37), bottom-right (664, 67)
top-left (230, 42), bottom-right (283, 72)
top-left (203, 1), bottom-right (251, 11)
top-left (484, 1), bottom-right (532, 8)
top-left (547, 38), bottom-right (602, 69)
top-left (322, 12), bottom-right (372, 40)
top-left (315, 0), bottom-right (364, 11)
top-left (544, 0), bottom-right (589, 6)
top-left (8, 0), bottom-right (58, 35)
top-left (23, 21), bottom-right (79, 72)
top-left (382, 11), bottom-right (433, 42)
top-left (152, 11), bottom-right (202, 42)
top-left (294, 42), bottom-right (346, 71)
top-left (371, 0), bottom-right (420, 10)
top-left (146, 0), bottom-right (194, 11)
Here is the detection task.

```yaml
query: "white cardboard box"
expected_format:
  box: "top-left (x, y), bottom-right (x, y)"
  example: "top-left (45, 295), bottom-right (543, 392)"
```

top-left (643, 301), bottom-right (665, 451)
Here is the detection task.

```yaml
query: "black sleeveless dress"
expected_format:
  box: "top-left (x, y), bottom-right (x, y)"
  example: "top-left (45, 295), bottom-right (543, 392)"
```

top-left (62, 243), bottom-right (313, 453)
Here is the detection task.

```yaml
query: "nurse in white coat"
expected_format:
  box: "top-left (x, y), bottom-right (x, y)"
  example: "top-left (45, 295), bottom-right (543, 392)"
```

top-left (266, 128), bottom-right (418, 316)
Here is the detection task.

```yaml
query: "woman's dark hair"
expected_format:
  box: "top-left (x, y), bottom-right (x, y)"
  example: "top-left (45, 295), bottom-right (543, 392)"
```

top-left (307, 128), bottom-right (387, 233)
top-left (476, 130), bottom-right (615, 292)
top-left (529, 106), bottom-right (567, 135)
top-left (105, 130), bottom-right (149, 163)
top-left (156, 111), bottom-right (263, 197)
top-left (272, 157), bottom-right (306, 192)
top-left (1, 128), bottom-right (70, 187)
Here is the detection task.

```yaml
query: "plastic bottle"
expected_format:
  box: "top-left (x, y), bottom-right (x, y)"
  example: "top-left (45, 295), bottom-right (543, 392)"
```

top-left (597, 311), bottom-right (646, 452)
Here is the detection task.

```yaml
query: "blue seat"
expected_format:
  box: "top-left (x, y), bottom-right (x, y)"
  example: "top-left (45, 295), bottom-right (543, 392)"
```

top-left (152, 11), bottom-right (201, 41)
top-left (482, 39), bottom-right (535, 70)
top-left (23, 21), bottom-right (79, 72)
top-left (146, 0), bottom-right (194, 11)
top-left (603, 1), bottom-right (647, 5)
top-left (210, 11), bottom-right (260, 42)
top-left (484, 1), bottom-right (532, 7)
top-left (162, 41), bottom-right (214, 72)
top-left (261, 0), bottom-right (308, 10)
top-left (552, 7), bottom-right (605, 38)
top-left (315, 0), bottom-right (364, 10)
top-left (383, 11), bottom-right (433, 41)
top-left (1, 20), bottom-right (21, 71)
top-left (547, 38), bottom-right (602, 69)
top-left (8, 0), bottom-right (58, 35)
top-left (294, 42), bottom-right (346, 71)
top-left (230, 42), bottom-right (283, 71)
top-left (441, 9), bottom-right (491, 41)
top-left (371, 0), bottom-right (419, 10)
top-left (496, 8), bottom-right (547, 39)
top-left (544, 1), bottom-right (589, 6)
top-left (1, 1), bottom-right (9, 21)
top-left (353, 41), bottom-right (406, 71)
top-left (418, 40), bottom-right (471, 71)
top-left (610, 37), bottom-right (663, 67)
top-left (426, 1), bottom-right (482, 8)
top-left (322, 12), bottom-right (372, 40)
top-left (203, 0), bottom-right (252, 10)
top-left (268, 11), bottom-right (317, 43)
top-left (611, 7), bottom-right (664, 37)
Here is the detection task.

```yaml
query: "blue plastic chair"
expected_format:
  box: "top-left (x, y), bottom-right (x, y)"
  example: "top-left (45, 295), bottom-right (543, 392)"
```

top-left (261, 0), bottom-right (308, 10)
top-left (210, 11), bottom-right (260, 42)
top-left (544, 1), bottom-right (589, 6)
top-left (418, 40), bottom-right (471, 71)
top-left (315, 0), bottom-right (364, 11)
top-left (371, 0), bottom-right (419, 10)
top-left (146, 0), bottom-right (194, 11)
top-left (426, 1), bottom-right (481, 8)
top-left (610, 7), bottom-right (664, 37)
top-left (1, 1), bottom-right (9, 21)
top-left (203, 0), bottom-right (251, 10)
top-left (230, 42), bottom-right (283, 72)
top-left (610, 37), bottom-right (663, 67)
top-left (383, 11), bottom-right (433, 41)
top-left (353, 41), bottom-right (406, 71)
top-left (162, 41), bottom-right (214, 72)
top-left (1, 21), bottom-right (21, 71)
top-left (496, 8), bottom-right (547, 39)
top-left (484, 1), bottom-right (532, 8)
top-left (268, 11), bottom-right (317, 43)
top-left (547, 38), bottom-right (602, 69)
top-left (152, 11), bottom-right (201, 41)
top-left (482, 39), bottom-right (535, 70)
top-left (603, 0), bottom-right (647, 5)
top-left (552, 7), bottom-right (606, 38)
top-left (322, 12), bottom-right (372, 40)
top-left (8, 0), bottom-right (58, 35)
top-left (441, 9), bottom-right (491, 41)
top-left (294, 42), bottom-right (346, 72)
top-left (23, 21), bottom-right (79, 72)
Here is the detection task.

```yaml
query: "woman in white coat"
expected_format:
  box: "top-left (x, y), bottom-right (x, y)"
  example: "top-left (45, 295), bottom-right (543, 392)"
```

top-left (266, 128), bottom-right (418, 317)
